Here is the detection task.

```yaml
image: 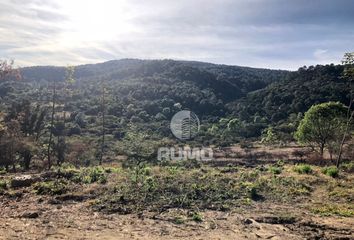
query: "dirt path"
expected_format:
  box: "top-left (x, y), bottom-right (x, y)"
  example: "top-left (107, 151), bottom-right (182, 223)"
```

top-left (1, 193), bottom-right (353, 240)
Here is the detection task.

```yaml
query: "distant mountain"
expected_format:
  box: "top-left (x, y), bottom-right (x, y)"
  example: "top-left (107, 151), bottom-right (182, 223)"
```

top-left (20, 59), bottom-right (289, 101)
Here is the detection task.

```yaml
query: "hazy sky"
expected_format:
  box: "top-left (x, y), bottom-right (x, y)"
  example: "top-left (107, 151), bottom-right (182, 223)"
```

top-left (1, 0), bottom-right (353, 69)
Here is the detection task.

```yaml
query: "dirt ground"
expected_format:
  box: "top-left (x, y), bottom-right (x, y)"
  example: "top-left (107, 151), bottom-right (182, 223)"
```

top-left (0, 192), bottom-right (353, 240)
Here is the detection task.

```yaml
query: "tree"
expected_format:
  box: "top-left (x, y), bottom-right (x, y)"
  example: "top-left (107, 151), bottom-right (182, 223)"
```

top-left (295, 102), bottom-right (348, 158)
top-left (47, 77), bottom-right (57, 169)
top-left (0, 60), bottom-right (21, 81)
top-left (336, 52), bottom-right (354, 167)
top-left (261, 127), bottom-right (279, 145)
top-left (0, 120), bottom-right (21, 171)
top-left (98, 79), bottom-right (107, 165)
top-left (7, 100), bottom-right (47, 169)
top-left (116, 129), bottom-right (158, 167)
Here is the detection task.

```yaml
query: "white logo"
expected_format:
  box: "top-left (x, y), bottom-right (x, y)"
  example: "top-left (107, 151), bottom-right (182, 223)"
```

top-left (170, 110), bottom-right (200, 140)
top-left (157, 147), bottom-right (213, 161)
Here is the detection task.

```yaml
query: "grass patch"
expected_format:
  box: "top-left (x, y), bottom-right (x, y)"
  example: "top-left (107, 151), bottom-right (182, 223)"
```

top-left (190, 212), bottom-right (203, 222)
top-left (341, 161), bottom-right (354, 172)
top-left (311, 204), bottom-right (354, 217)
top-left (293, 164), bottom-right (313, 174)
top-left (173, 216), bottom-right (185, 224)
top-left (322, 166), bottom-right (339, 178)
top-left (56, 166), bottom-right (108, 184)
top-left (268, 166), bottom-right (282, 175)
top-left (93, 166), bottom-right (312, 214)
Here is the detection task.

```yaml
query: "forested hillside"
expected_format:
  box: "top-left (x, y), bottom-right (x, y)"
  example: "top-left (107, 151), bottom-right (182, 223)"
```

top-left (0, 60), bottom-right (351, 146)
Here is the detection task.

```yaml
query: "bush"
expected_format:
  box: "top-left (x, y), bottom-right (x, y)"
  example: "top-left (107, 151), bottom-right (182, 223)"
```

top-left (340, 162), bottom-right (354, 173)
top-left (34, 181), bottom-right (68, 195)
top-left (191, 212), bottom-right (203, 222)
top-left (322, 167), bottom-right (339, 178)
top-left (268, 166), bottom-right (282, 175)
top-left (76, 167), bottom-right (107, 184)
top-left (0, 180), bottom-right (7, 191)
top-left (294, 164), bottom-right (313, 174)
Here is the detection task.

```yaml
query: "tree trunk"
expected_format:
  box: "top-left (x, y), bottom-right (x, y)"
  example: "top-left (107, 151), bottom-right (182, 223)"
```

top-left (99, 84), bottom-right (105, 165)
top-left (47, 79), bottom-right (56, 170)
top-left (320, 143), bottom-right (325, 159)
top-left (23, 150), bottom-right (32, 170)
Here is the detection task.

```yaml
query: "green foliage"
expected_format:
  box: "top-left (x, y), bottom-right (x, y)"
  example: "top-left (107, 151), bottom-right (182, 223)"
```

top-left (173, 216), bottom-right (185, 224)
top-left (57, 165), bottom-right (107, 184)
top-left (311, 204), bottom-right (353, 217)
top-left (295, 102), bottom-right (348, 155)
top-left (93, 166), bottom-right (312, 214)
top-left (117, 130), bottom-right (159, 166)
top-left (261, 127), bottom-right (279, 145)
top-left (80, 167), bottom-right (107, 184)
top-left (293, 164), bottom-right (313, 174)
top-left (191, 212), bottom-right (203, 222)
top-left (340, 162), bottom-right (354, 172)
top-left (230, 64), bottom-right (351, 126)
top-left (268, 166), bottom-right (282, 175)
top-left (322, 166), bottom-right (339, 178)
top-left (0, 180), bottom-right (7, 190)
top-left (34, 180), bottom-right (68, 195)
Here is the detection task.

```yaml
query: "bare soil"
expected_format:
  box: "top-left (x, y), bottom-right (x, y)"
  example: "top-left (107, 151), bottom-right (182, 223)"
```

top-left (0, 191), bottom-right (353, 240)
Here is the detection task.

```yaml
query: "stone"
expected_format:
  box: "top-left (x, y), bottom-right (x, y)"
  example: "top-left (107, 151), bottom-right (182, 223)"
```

top-left (10, 175), bottom-right (40, 188)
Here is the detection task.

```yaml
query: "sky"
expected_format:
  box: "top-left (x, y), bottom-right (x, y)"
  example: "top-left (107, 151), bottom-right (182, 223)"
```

top-left (0, 0), bottom-right (353, 70)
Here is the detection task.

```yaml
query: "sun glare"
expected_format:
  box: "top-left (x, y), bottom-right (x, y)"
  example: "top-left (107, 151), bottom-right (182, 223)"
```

top-left (58, 0), bottom-right (137, 43)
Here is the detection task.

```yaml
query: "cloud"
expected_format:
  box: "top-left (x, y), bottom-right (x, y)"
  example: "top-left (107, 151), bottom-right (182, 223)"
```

top-left (0, 0), bottom-right (353, 69)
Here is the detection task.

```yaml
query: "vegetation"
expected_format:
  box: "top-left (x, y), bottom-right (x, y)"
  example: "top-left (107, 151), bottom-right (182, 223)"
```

top-left (322, 166), bottom-right (339, 178)
top-left (0, 55), bottom-right (353, 239)
top-left (295, 102), bottom-right (348, 157)
top-left (294, 164), bottom-right (313, 174)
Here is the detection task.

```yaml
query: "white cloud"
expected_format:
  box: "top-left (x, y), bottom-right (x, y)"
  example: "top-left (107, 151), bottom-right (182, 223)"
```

top-left (0, 0), bottom-right (353, 69)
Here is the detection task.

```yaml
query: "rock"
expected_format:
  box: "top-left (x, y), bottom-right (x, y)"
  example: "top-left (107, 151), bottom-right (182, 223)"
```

top-left (21, 211), bottom-right (40, 219)
top-left (10, 175), bottom-right (40, 188)
top-left (243, 218), bottom-right (254, 225)
top-left (255, 215), bottom-right (297, 224)
top-left (55, 194), bottom-right (86, 202)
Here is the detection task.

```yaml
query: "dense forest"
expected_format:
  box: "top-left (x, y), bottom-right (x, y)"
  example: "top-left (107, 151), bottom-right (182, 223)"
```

top-left (0, 59), bottom-right (352, 168)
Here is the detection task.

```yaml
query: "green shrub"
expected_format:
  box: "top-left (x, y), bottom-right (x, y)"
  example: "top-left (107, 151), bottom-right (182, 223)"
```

top-left (173, 216), bottom-right (185, 224)
top-left (82, 167), bottom-right (107, 184)
top-left (294, 164), bottom-right (313, 174)
top-left (191, 212), bottom-right (203, 222)
top-left (34, 181), bottom-right (68, 195)
top-left (0, 180), bottom-right (7, 190)
top-left (340, 162), bottom-right (354, 173)
top-left (0, 169), bottom-right (7, 175)
top-left (268, 166), bottom-right (282, 175)
top-left (322, 167), bottom-right (339, 178)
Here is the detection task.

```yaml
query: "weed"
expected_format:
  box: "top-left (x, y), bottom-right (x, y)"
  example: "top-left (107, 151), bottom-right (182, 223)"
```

top-left (190, 212), bottom-right (203, 222)
top-left (268, 166), bottom-right (282, 175)
top-left (173, 216), bottom-right (185, 224)
top-left (0, 169), bottom-right (6, 175)
top-left (33, 180), bottom-right (68, 195)
top-left (0, 180), bottom-right (7, 193)
top-left (311, 204), bottom-right (353, 217)
top-left (322, 166), bottom-right (339, 178)
top-left (0, 180), bottom-right (7, 190)
top-left (293, 164), bottom-right (313, 174)
top-left (340, 162), bottom-right (354, 173)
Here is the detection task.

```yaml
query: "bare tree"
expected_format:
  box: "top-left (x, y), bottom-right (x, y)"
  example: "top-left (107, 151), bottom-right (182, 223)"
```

top-left (47, 78), bottom-right (56, 169)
